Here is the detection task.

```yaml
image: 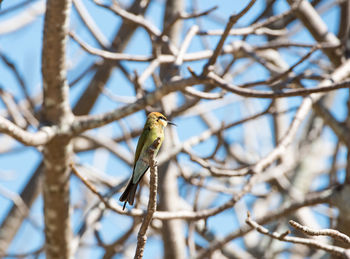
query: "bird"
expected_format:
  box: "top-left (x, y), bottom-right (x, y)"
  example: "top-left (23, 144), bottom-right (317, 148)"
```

top-left (119, 112), bottom-right (176, 210)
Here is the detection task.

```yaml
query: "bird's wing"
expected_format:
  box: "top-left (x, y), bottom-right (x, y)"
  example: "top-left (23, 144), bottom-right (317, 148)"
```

top-left (130, 125), bottom-right (151, 185)
top-left (132, 158), bottom-right (149, 184)
top-left (134, 125), bottom-right (150, 166)
top-left (132, 126), bottom-right (161, 184)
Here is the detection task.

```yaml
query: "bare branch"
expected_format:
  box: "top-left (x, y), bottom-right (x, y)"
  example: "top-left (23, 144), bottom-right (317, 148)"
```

top-left (289, 220), bottom-right (350, 244)
top-left (286, 0), bottom-right (343, 65)
top-left (71, 77), bottom-right (199, 133)
top-left (72, 0), bottom-right (109, 48)
top-left (0, 116), bottom-right (55, 146)
top-left (202, 0), bottom-right (257, 75)
top-left (70, 31), bottom-right (152, 62)
top-left (0, 1), bottom-right (45, 35)
top-left (246, 213), bottom-right (349, 258)
top-left (134, 138), bottom-right (160, 259)
top-left (93, 0), bottom-right (160, 38)
top-left (208, 72), bottom-right (350, 99)
top-left (196, 189), bottom-right (333, 258)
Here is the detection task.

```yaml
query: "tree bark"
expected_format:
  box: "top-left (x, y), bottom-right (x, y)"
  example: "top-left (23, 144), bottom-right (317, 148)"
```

top-left (41, 0), bottom-right (74, 257)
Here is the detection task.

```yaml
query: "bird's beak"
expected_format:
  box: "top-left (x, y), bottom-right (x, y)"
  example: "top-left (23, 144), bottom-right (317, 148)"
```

top-left (167, 121), bottom-right (177, 126)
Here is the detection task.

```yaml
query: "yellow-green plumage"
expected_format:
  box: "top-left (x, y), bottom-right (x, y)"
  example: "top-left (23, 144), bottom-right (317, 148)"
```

top-left (119, 112), bottom-right (174, 210)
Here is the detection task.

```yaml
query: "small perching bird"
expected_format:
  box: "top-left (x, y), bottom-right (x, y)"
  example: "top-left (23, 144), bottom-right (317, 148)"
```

top-left (119, 112), bottom-right (176, 210)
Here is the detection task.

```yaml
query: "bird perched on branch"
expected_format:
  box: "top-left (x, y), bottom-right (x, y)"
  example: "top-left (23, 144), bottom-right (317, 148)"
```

top-left (119, 112), bottom-right (176, 210)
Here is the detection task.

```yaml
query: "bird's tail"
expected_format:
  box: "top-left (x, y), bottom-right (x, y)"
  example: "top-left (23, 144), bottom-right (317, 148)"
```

top-left (119, 181), bottom-right (138, 210)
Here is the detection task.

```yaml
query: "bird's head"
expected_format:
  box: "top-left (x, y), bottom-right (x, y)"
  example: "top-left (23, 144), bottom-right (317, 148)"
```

top-left (147, 112), bottom-right (176, 128)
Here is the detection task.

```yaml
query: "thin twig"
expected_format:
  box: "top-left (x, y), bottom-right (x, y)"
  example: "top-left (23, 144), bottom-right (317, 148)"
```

top-left (202, 0), bottom-right (257, 75)
top-left (72, 0), bottom-right (109, 48)
top-left (208, 72), bottom-right (350, 99)
top-left (196, 188), bottom-right (333, 258)
top-left (70, 31), bottom-right (152, 62)
top-left (161, 6), bottom-right (217, 38)
top-left (93, 0), bottom-right (160, 38)
top-left (70, 163), bottom-right (111, 208)
top-left (289, 220), bottom-right (350, 244)
top-left (246, 213), bottom-right (349, 258)
top-left (134, 137), bottom-right (161, 259)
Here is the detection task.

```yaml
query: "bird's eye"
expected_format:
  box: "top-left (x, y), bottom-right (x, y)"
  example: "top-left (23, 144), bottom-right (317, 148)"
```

top-left (158, 116), bottom-right (166, 121)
